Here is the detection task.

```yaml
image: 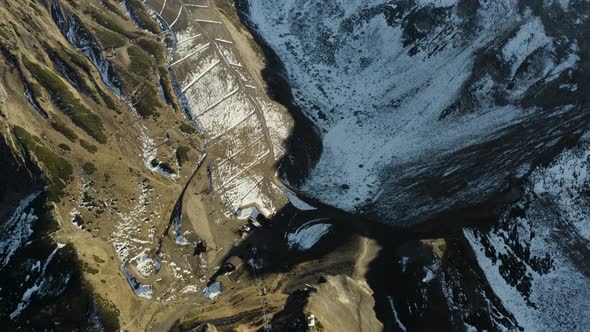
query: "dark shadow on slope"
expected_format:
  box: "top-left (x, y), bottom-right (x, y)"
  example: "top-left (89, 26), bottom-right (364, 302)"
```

top-left (162, 1), bottom-right (590, 330)
top-left (0, 136), bottom-right (118, 331)
top-left (206, 194), bottom-right (524, 331)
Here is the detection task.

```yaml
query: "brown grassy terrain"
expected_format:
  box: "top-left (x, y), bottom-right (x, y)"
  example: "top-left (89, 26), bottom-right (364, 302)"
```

top-left (0, 1), bottom-right (386, 330)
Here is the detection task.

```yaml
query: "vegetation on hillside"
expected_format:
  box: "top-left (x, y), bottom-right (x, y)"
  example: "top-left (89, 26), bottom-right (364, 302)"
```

top-left (179, 123), bottom-right (196, 134)
top-left (51, 118), bottom-right (79, 142)
top-left (80, 139), bottom-right (98, 154)
top-left (127, 45), bottom-right (153, 77)
top-left (127, 0), bottom-right (161, 34)
top-left (176, 145), bottom-right (191, 166)
top-left (93, 26), bottom-right (128, 49)
top-left (137, 38), bottom-right (166, 63)
top-left (100, 0), bottom-right (128, 20)
top-left (85, 5), bottom-right (137, 39)
top-left (82, 161), bottom-right (97, 175)
top-left (23, 58), bottom-right (107, 144)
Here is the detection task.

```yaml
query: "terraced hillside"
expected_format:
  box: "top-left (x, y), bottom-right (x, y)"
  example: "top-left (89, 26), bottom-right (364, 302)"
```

top-left (147, 0), bottom-right (295, 221)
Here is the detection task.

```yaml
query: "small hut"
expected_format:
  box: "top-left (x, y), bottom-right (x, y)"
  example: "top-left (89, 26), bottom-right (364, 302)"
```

top-left (219, 256), bottom-right (245, 282)
top-left (224, 256), bottom-right (245, 273)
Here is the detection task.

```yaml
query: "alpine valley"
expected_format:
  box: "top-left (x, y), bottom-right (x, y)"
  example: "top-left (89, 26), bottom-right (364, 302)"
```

top-left (0, 1), bottom-right (588, 331)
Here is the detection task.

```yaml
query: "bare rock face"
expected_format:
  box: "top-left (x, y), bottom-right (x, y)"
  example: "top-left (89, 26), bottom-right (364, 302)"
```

top-left (241, 0), bottom-right (590, 225)
top-left (0, 81), bottom-right (6, 111)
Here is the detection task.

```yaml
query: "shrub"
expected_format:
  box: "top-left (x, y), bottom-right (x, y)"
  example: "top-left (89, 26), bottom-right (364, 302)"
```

top-left (82, 162), bottom-right (97, 175)
top-left (51, 118), bottom-right (78, 142)
top-left (176, 145), bottom-right (190, 166)
top-left (85, 5), bottom-right (135, 38)
top-left (96, 295), bottom-right (120, 331)
top-left (158, 66), bottom-right (178, 110)
top-left (93, 26), bottom-right (127, 49)
top-left (179, 123), bottom-right (196, 134)
top-left (127, 45), bottom-right (153, 77)
top-left (58, 143), bottom-right (71, 151)
top-left (137, 38), bottom-right (165, 63)
top-left (132, 84), bottom-right (161, 118)
top-left (127, 0), bottom-right (161, 34)
top-left (44, 45), bottom-right (96, 99)
top-left (100, 0), bottom-right (128, 20)
top-left (21, 14), bottom-right (42, 33)
top-left (98, 88), bottom-right (118, 112)
top-left (80, 139), bottom-right (98, 154)
top-left (62, 45), bottom-right (95, 74)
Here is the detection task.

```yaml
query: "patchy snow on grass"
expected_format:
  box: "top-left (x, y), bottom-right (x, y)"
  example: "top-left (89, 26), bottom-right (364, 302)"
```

top-left (122, 265), bottom-right (153, 299)
top-left (138, 124), bottom-right (177, 178)
top-left (180, 285), bottom-right (199, 293)
top-left (173, 212), bottom-right (190, 246)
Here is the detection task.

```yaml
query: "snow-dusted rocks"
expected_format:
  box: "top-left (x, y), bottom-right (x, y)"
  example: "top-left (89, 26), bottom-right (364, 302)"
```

top-left (465, 138), bottom-right (590, 331)
top-left (243, 0), bottom-right (590, 224)
top-left (131, 250), bottom-right (161, 278)
top-left (235, 206), bottom-right (260, 220)
top-left (0, 192), bottom-right (41, 268)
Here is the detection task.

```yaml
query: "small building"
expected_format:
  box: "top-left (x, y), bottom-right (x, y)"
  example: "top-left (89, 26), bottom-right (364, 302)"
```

top-left (219, 256), bottom-right (245, 282)
top-left (224, 256), bottom-right (245, 273)
top-left (235, 206), bottom-right (260, 221)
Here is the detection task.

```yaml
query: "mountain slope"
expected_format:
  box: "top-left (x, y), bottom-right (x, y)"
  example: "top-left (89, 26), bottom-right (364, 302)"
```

top-left (0, 0), bottom-right (207, 328)
top-left (241, 0), bottom-right (590, 225)
top-left (464, 136), bottom-right (590, 331)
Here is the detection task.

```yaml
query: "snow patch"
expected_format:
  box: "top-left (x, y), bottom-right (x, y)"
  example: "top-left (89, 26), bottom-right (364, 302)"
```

top-left (131, 250), bottom-right (160, 278)
top-left (203, 282), bottom-right (221, 300)
top-left (287, 222), bottom-right (332, 251)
